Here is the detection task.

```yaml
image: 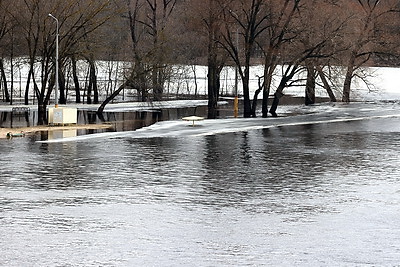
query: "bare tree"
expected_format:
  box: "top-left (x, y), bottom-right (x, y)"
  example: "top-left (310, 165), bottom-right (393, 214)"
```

top-left (340, 0), bottom-right (399, 102)
top-left (268, 4), bottom-right (334, 116)
top-left (205, 0), bottom-right (227, 118)
top-left (57, 0), bottom-right (115, 104)
top-left (257, 0), bottom-right (301, 117)
top-left (220, 0), bottom-right (270, 118)
top-left (144, 0), bottom-right (178, 101)
top-left (263, 0), bottom-right (349, 116)
top-left (98, 0), bottom-right (178, 112)
top-left (0, 0), bottom-right (13, 102)
top-left (98, 0), bottom-right (149, 114)
top-left (299, 0), bottom-right (346, 105)
top-left (7, 0), bottom-right (113, 123)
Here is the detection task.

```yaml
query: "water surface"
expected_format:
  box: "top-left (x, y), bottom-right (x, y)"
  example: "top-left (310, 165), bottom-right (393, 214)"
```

top-left (1, 102), bottom-right (400, 266)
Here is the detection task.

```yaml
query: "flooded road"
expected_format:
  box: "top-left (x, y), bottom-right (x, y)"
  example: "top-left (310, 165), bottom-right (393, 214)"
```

top-left (1, 102), bottom-right (400, 266)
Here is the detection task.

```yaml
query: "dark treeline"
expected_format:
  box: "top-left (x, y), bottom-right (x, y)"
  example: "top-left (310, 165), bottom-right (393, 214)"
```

top-left (0, 0), bottom-right (399, 122)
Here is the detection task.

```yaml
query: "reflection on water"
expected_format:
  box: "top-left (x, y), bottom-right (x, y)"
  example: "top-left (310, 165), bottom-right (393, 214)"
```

top-left (47, 129), bottom-right (77, 140)
top-left (0, 105), bottom-right (210, 133)
top-left (1, 111), bottom-right (400, 266)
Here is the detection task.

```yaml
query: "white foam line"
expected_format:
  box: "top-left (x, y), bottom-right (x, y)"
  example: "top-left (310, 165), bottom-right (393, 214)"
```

top-left (37, 121), bottom-right (184, 143)
top-left (193, 113), bottom-right (400, 136)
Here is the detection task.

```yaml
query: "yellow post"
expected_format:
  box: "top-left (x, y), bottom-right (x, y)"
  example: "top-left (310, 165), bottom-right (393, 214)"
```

top-left (234, 96), bottom-right (239, 118)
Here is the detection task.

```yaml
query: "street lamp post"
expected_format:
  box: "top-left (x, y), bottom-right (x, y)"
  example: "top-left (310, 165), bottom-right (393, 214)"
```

top-left (48, 13), bottom-right (59, 108)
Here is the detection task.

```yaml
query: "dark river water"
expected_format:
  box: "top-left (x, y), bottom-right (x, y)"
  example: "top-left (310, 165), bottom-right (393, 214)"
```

top-left (1, 102), bottom-right (400, 266)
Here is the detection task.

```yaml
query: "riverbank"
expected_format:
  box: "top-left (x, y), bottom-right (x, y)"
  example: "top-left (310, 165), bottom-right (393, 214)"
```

top-left (0, 124), bottom-right (113, 139)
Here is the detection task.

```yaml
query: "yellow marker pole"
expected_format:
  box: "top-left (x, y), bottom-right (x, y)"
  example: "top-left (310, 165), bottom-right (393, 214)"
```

top-left (234, 96), bottom-right (239, 118)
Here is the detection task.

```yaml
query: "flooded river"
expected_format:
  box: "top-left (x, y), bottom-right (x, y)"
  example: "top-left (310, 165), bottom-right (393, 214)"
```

top-left (1, 102), bottom-right (400, 266)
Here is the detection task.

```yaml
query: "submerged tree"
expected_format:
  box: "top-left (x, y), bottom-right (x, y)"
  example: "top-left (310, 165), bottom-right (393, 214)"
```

top-left (258, 0), bottom-right (301, 117)
top-left (220, 0), bottom-right (270, 118)
top-left (268, 0), bottom-right (339, 117)
top-left (263, 0), bottom-right (348, 116)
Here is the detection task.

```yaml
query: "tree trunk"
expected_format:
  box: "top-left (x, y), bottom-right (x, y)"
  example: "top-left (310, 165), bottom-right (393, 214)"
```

top-left (139, 76), bottom-right (148, 102)
top-left (342, 53), bottom-right (356, 103)
top-left (261, 52), bottom-right (276, 118)
top-left (97, 81), bottom-right (127, 114)
top-left (152, 65), bottom-right (163, 101)
top-left (98, 68), bottom-right (147, 114)
top-left (269, 90), bottom-right (284, 117)
top-left (305, 64), bottom-right (316, 105)
top-left (316, 66), bottom-right (336, 102)
top-left (86, 58), bottom-right (99, 104)
top-left (153, 84), bottom-right (163, 101)
top-left (37, 103), bottom-right (47, 125)
top-left (90, 60), bottom-right (99, 104)
top-left (251, 89), bottom-right (262, 117)
top-left (242, 73), bottom-right (251, 118)
top-left (250, 76), bottom-right (263, 117)
top-left (93, 73), bottom-right (99, 104)
top-left (207, 0), bottom-right (221, 120)
top-left (45, 77), bottom-right (54, 105)
top-left (87, 64), bottom-right (92, 104)
top-left (261, 73), bottom-right (272, 118)
top-left (0, 59), bottom-right (10, 102)
top-left (59, 67), bottom-right (66, 104)
top-left (37, 73), bottom-right (48, 125)
top-left (207, 63), bottom-right (220, 119)
top-left (87, 80), bottom-right (92, 104)
top-left (25, 63), bottom-right (34, 105)
top-left (269, 65), bottom-right (298, 117)
top-left (342, 68), bottom-right (352, 103)
top-left (192, 65), bottom-right (198, 98)
top-left (71, 57), bottom-right (81, 103)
